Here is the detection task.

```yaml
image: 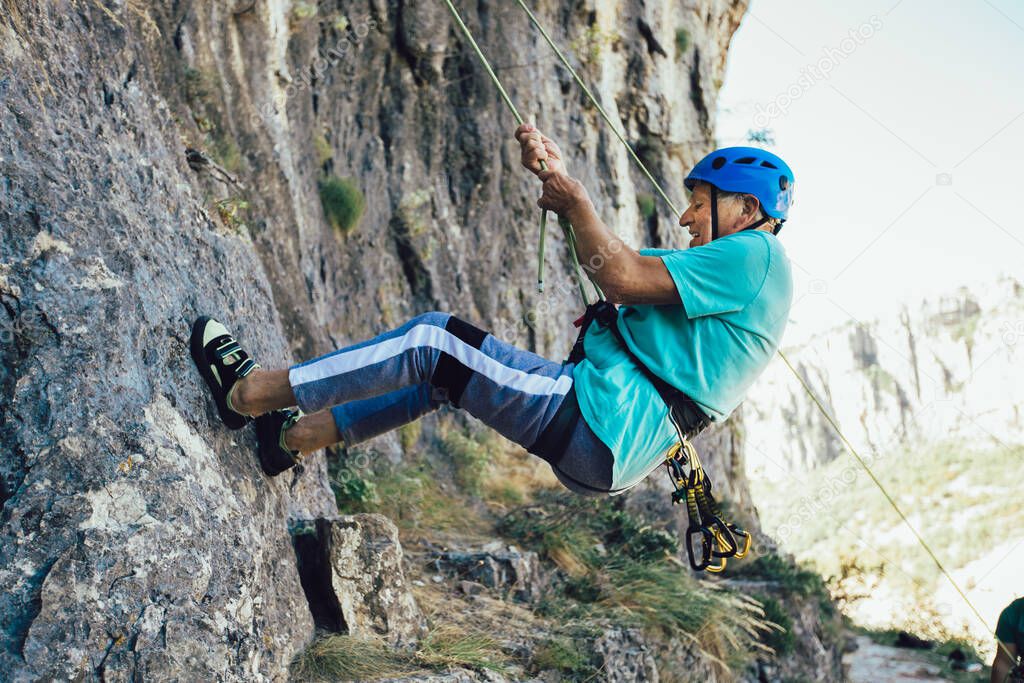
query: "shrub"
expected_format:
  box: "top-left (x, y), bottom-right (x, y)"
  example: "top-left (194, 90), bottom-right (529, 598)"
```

top-left (441, 428), bottom-right (492, 497)
top-left (498, 492), bottom-right (772, 673)
top-left (637, 193), bottom-right (656, 220)
top-left (531, 636), bottom-right (598, 677)
top-left (675, 28), bottom-right (690, 58)
top-left (318, 175), bottom-right (365, 234)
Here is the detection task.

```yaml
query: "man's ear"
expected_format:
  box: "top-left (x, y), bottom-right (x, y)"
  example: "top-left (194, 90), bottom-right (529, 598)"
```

top-left (743, 194), bottom-right (761, 217)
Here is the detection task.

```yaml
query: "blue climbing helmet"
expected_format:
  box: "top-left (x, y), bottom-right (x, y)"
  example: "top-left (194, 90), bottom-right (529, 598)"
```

top-left (684, 146), bottom-right (794, 239)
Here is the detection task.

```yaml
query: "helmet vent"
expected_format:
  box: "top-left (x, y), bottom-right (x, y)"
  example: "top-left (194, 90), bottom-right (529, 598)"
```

top-left (735, 157), bottom-right (756, 164)
top-left (711, 156), bottom-right (727, 169)
top-left (779, 176), bottom-right (789, 190)
top-left (760, 160), bottom-right (778, 169)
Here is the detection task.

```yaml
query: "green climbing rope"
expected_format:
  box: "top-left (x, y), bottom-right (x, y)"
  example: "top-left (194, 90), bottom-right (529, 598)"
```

top-left (442, 0), bottom-right (591, 301)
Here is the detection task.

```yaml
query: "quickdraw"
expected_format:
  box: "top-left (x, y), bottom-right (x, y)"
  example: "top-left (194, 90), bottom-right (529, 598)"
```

top-left (665, 441), bottom-right (751, 573)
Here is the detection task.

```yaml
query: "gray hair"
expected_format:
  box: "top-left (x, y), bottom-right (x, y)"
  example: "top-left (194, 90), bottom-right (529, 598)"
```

top-left (717, 190), bottom-right (781, 231)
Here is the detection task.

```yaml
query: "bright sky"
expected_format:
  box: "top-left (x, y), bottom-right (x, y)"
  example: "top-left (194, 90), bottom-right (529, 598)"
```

top-left (716, 0), bottom-right (1024, 345)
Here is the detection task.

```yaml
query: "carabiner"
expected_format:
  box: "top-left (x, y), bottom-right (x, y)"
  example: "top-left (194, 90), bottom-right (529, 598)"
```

top-left (685, 525), bottom-right (713, 572)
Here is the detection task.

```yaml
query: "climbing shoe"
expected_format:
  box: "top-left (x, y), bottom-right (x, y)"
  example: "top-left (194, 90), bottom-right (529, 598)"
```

top-left (190, 316), bottom-right (260, 430)
top-left (255, 408), bottom-right (302, 476)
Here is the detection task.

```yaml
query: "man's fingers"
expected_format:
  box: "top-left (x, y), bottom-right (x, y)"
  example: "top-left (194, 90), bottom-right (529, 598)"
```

top-left (514, 123), bottom-right (535, 141)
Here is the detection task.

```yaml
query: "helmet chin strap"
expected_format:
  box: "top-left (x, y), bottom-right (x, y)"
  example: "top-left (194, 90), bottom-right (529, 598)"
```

top-left (710, 184), bottom-right (719, 241)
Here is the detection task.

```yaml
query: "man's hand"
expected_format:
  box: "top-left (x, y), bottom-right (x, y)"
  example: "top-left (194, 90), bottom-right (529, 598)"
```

top-left (515, 124), bottom-right (567, 176)
top-left (537, 168), bottom-right (591, 218)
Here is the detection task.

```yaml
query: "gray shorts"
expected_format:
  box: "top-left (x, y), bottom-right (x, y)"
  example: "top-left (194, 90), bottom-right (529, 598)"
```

top-left (288, 312), bottom-right (614, 495)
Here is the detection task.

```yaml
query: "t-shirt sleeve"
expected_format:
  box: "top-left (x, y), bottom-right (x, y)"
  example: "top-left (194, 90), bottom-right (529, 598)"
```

top-left (657, 234), bottom-right (771, 318)
top-left (996, 600), bottom-right (1021, 644)
top-left (639, 248), bottom-right (675, 257)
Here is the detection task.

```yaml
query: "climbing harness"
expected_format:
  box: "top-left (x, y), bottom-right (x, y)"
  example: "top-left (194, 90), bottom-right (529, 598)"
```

top-left (569, 301), bottom-right (750, 572)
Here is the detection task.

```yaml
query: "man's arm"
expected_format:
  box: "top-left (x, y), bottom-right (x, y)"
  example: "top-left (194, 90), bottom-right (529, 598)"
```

top-left (514, 123), bottom-right (679, 305)
top-left (563, 199), bottom-right (679, 305)
top-left (992, 642), bottom-right (1018, 683)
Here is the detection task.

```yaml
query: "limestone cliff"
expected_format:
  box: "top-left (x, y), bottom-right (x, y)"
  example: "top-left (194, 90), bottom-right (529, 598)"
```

top-left (1, 1), bottom-right (838, 680)
top-left (745, 276), bottom-right (1024, 477)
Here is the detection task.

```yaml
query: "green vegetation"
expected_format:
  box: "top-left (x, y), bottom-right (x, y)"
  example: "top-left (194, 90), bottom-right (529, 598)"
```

top-left (755, 439), bottom-right (1024, 582)
top-left (733, 554), bottom-right (833, 611)
top-left (637, 193), bottom-right (656, 220)
top-left (314, 132), bottom-right (333, 169)
top-left (329, 451), bottom-right (485, 537)
top-left (499, 491), bottom-right (772, 672)
top-left (291, 625), bottom-right (508, 681)
top-left (214, 197), bottom-right (249, 232)
top-left (318, 175), bottom-right (366, 235)
top-left (675, 27), bottom-right (690, 58)
top-left (530, 635), bottom-right (599, 678)
top-left (753, 437), bottom-right (1024, 651)
top-left (291, 1), bottom-right (317, 21)
top-left (570, 25), bottom-right (617, 63)
top-left (181, 66), bottom-right (243, 174)
top-left (183, 67), bottom-right (213, 104)
top-left (757, 597), bottom-right (795, 655)
top-left (398, 421), bottom-right (422, 453)
top-left (440, 427), bottom-right (493, 497)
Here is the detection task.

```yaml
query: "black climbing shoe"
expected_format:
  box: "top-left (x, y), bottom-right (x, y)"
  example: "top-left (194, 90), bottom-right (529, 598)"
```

top-left (255, 408), bottom-right (302, 477)
top-left (190, 316), bottom-right (260, 430)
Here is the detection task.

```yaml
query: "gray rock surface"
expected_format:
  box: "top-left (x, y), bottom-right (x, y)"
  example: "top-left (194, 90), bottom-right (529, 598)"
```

top-left (434, 545), bottom-right (543, 603)
top-left (593, 627), bottom-right (660, 683)
top-left (322, 514), bottom-right (426, 646)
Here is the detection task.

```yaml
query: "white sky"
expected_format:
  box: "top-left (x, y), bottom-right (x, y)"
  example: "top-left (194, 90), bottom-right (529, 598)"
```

top-left (716, 0), bottom-right (1024, 345)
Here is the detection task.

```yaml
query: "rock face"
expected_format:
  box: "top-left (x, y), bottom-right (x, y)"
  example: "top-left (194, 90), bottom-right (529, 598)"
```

top-left (434, 543), bottom-right (543, 604)
top-left (293, 515), bottom-right (426, 646)
top-left (593, 627), bottom-right (661, 683)
top-left (0, 0), bottom-right (832, 680)
top-left (745, 277), bottom-right (1024, 477)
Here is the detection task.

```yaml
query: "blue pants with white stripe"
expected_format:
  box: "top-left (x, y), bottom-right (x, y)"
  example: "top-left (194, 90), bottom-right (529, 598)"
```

top-left (287, 312), bottom-right (614, 495)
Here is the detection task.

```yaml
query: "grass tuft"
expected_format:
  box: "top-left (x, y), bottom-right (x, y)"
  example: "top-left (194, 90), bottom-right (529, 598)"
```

top-left (290, 634), bottom-right (415, 681)
top-left (498, 491), bottom-right (773, 674)
top-left (291, 625), bottom-right (508, 681)
top-left (318, 176), bottom-right (365, 235)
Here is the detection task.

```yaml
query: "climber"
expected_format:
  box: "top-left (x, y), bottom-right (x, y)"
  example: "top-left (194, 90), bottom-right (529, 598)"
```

top-left (189, 124), bottom-right (793, 497)
top-left (992, 597), bottom-right (1024, 682)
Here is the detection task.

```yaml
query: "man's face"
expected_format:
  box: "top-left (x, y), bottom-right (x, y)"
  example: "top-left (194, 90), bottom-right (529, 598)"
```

top-left (678, 182), bottom-right (758, 247)
top-left (679, 183), bottom-right (714, 248)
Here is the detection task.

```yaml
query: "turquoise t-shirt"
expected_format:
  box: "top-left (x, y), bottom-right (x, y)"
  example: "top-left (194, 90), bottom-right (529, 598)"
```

top-left (572, 230), bottom-right (793, 493)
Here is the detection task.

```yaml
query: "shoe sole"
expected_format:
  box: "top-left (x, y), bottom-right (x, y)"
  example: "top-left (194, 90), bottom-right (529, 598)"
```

top-left (190, 315), bottom-right (249, 431)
